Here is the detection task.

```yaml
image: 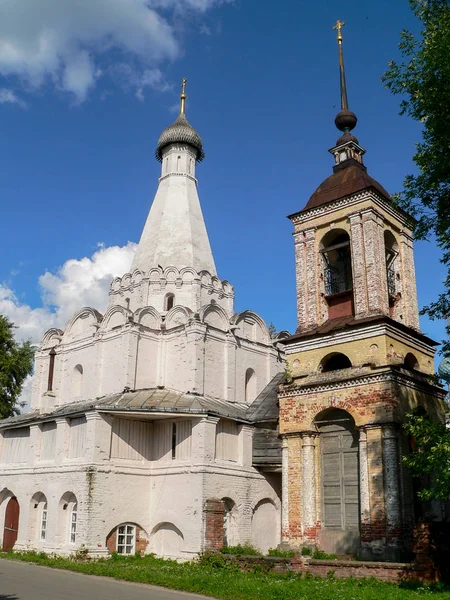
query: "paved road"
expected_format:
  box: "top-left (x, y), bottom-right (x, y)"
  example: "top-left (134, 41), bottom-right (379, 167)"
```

top-left (0, 559), bottom-right (212, 600)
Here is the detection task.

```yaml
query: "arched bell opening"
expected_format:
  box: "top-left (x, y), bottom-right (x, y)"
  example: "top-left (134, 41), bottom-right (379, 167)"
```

top-left (384, 230), bottom-right (399, 305)
top-left (320, 229), bottom-right (354, 319)
top-left (314, 408), bottom-right (360, 555)
top-left (320, 352), bottom-right (352, 373)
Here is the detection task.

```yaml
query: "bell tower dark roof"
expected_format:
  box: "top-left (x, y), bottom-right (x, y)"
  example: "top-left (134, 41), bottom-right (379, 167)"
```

top-left (300, 20), bottom-right (390, 213)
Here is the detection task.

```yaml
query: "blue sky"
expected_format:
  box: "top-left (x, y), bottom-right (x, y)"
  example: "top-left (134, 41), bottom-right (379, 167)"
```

top-left (0, 0), bottom-right (446, 361)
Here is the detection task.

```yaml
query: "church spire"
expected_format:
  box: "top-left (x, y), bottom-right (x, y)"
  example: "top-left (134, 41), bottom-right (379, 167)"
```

top-left (332, 20), bottom-right (357, 136)
top-left (330, 21), bottom-right (365, 167)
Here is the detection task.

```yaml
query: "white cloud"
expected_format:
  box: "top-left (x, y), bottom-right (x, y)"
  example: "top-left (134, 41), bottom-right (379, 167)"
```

top-left (0, 242), bottom-right (137, 345)
top-left (0, 242), bottom-right (137, 411)
top-left (0, 0), bottom-right (230, 102)
top-left (0, 88), bottom-right (26, 108)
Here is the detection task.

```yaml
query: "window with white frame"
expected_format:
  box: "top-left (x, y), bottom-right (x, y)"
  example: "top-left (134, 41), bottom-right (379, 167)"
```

top-left (40, 503), bottom-right (48, 541)
top-left (117, 524), bottom-right (136, 554)
top-left (69, 503), bottom-right (78, 544)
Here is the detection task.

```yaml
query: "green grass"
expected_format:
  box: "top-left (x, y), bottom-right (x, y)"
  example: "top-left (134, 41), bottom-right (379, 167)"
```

top-left (220, 544), bottom-right (262, 556)
top-left (1, 550), bottom-right (449, 600)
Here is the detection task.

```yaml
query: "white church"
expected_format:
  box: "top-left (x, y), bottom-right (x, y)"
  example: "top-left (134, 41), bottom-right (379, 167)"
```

top-left (0, 81), bottom-right (287, 559)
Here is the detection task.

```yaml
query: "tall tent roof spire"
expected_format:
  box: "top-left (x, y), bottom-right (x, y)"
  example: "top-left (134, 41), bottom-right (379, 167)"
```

top-left (155, 77), bottom-right (205, 162)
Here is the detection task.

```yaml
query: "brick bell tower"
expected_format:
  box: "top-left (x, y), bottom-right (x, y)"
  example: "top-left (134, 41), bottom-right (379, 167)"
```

top-left (278, 21), bottom-right (446, 561)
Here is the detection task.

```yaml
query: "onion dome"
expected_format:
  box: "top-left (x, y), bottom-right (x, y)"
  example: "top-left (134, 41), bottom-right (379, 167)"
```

top-left (155, 77), bottom-right (205, 162)
top-left (438, 357), bottom-right (450, 383)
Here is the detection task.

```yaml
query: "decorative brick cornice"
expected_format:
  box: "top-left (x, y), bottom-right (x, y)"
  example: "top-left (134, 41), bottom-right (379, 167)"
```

top-left (278, 369), bottom-right (445, 399)
top-left (290, 190), bottom-right (413, 230)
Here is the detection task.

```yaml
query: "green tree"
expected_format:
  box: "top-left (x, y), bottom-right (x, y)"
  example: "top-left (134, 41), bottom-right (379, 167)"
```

top-left (382, 0), bottom-right (450, 356)
top-left (0, 314), bottom-right (34, 419)
top-left (403, 411), bottom-right (450, 500)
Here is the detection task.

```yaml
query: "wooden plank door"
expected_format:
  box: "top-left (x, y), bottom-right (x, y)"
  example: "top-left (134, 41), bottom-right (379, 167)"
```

top-left (321, 427), bottom-right (359, 530)
top-left (3, 497), bottom-right (20, 551)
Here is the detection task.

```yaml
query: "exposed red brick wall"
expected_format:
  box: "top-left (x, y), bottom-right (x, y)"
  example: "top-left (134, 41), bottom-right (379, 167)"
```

top-left (204, 498), bottom-right (225, 552)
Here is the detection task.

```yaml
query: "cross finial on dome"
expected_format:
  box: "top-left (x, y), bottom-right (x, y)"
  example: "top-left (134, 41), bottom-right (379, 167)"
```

top-left (180, 77), bottom-right (187, 115)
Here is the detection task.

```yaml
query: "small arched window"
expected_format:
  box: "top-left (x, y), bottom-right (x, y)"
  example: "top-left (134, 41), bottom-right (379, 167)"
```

top-left (125, 298), bottom-right (130, 311)
top-left (320, 353), bottom-right (352, 373)
top-left (72, 364), bottom-right (83, 397)
top-left (321, 230), bottom-right (353, 296)
top-left (164, 293), bottom-right (175, 311)
top-left (245, 368), bottom-right (257, 402)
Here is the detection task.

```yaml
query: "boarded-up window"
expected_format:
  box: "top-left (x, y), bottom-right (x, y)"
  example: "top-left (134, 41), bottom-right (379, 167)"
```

top-left (3, 427), bottom-right (30, 463)
top-left (111, 419), bottom-right (152, 460)
top-left (215, 419), bottom-right (238, 461)
top-left (321, 426), bottom-right (359, 529)
top-left (40, 421), bottom-right (57, 461)
top-left (69, 417), bottom-right (87, 459)
top-left (152, 421), bottom-right (192, 461)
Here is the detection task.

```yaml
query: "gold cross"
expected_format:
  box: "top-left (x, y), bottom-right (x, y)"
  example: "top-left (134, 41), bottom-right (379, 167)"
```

top-left (333, 19), bottom-right (345, 42)
top-left (181, 77), bottom-right (187, 97)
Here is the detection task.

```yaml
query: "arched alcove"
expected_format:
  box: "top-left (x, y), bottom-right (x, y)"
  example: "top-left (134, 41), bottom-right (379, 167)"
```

top-left (222, 498), bottom-right (236, 547)
top-left (151, 522), bottom-right (184, 557)
top-left (251, 499), bottom-right (279, 553)
top-left (72, 364), bottom-right (83, 397)
top-left (245, 368), bottom-right (257, 402)
top-left (404, 352), bottom-right (419, 371)
top-left (320, 353), bottom-right (352, 373)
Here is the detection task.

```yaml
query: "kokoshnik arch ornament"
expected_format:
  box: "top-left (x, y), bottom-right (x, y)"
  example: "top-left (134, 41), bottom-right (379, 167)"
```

top-left (277, 21), bottom-right (447, 562)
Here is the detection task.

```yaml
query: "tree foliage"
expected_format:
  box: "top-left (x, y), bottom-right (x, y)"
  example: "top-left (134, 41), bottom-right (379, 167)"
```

top-left (382, 0), bottom-right (450, 356)
top-left (403, 411), bottom-right (450, 500)
top-left (0, 314), bottom-right (34, 419)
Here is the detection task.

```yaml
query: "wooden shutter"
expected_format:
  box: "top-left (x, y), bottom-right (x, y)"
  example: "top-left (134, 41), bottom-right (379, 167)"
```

top-left (320, 425), bottom-right (359, 530)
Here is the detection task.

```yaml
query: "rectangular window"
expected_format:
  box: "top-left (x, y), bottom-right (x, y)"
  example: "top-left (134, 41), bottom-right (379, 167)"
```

top-left (117, 524), bottom-right (135, 554)
top-left (68, 417), bottom-right (87, 459)
top-left (40, 504), bottom-right (48, 541)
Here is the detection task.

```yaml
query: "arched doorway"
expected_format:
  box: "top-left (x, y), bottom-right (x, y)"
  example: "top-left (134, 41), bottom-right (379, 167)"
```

top-left (3, 497), bottom-right (20, 551)
top-left (315, 409), bottom-right (360, 555)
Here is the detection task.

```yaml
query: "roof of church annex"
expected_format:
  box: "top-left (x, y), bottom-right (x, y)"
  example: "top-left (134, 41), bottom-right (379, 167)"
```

top-left (155, 77), bottom-right (205, 162)
top-left (294, 21), bottom-right (390, 216)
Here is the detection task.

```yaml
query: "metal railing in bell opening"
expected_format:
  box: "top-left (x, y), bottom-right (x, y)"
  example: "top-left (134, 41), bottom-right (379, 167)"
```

top-left (325, 267), bottom-right (352, 296)
top-left (387, 264), bottom-right (396, 299)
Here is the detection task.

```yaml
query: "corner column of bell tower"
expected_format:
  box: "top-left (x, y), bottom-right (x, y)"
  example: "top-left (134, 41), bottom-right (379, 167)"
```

top-left (399, 233), bottom-right (420, 330)
top-left (349, 209), bottom-right (389, 319)
top-left (294, 227), bottom-right (318, 331)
